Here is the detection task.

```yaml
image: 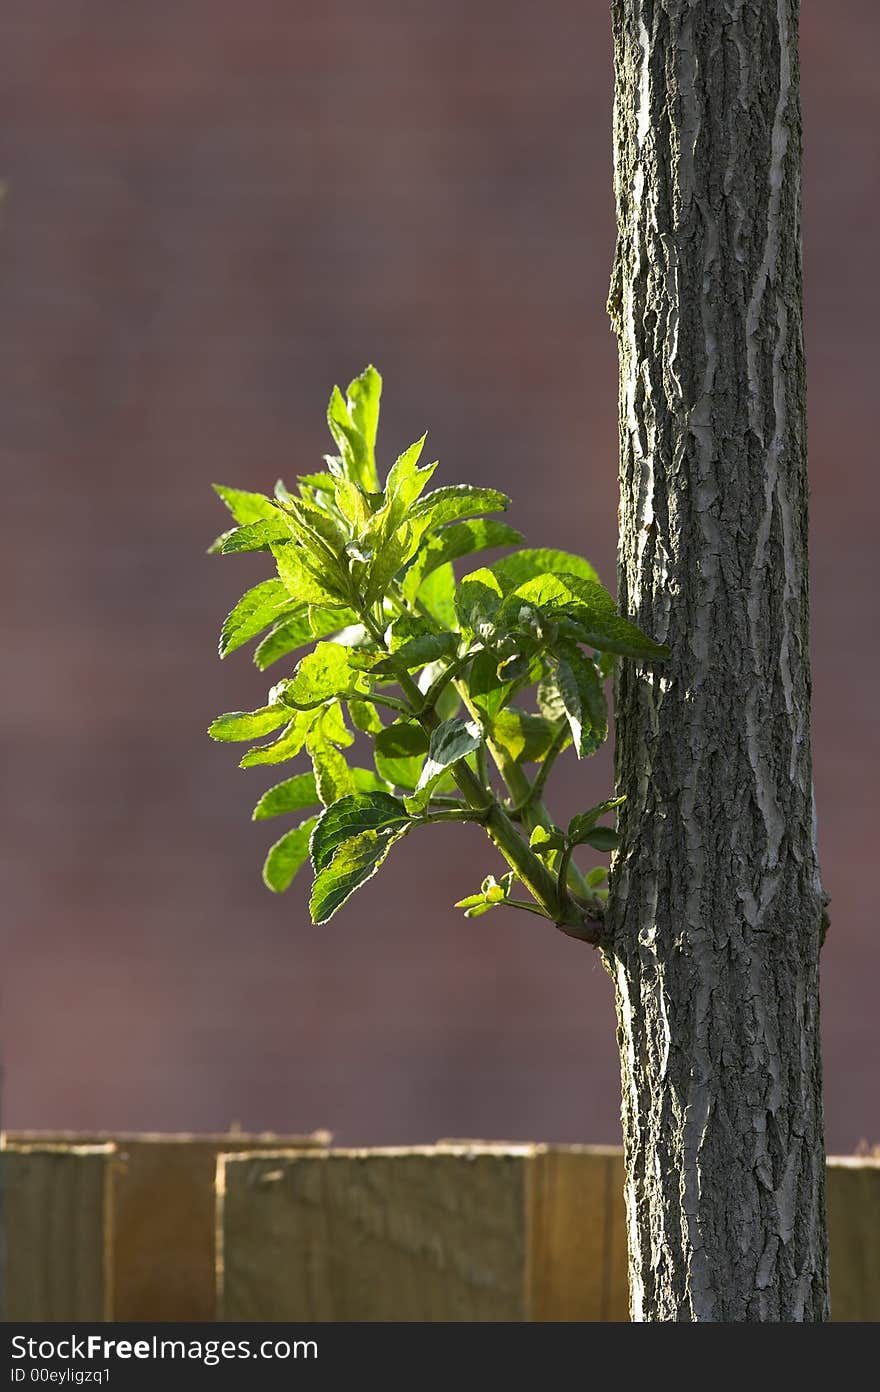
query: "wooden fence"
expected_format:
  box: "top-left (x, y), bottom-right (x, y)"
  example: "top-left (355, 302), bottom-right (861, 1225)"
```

top-left (1, 1133), bottom-right (877, 1321)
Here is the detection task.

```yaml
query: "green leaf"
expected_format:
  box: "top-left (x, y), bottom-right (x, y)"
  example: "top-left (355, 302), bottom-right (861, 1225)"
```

top-left (406, 717), bottom-right (483, 812)
top-left (537, 674), bottom-right (567, 723)
top-left (364, 523), bottom-right (418, 606)
top-left (253, 613), bottom-right (314, 670)
top-left (292, 472), bottom-right (335, 493)
top-left (348, 698), bottom-right (384, 734)
top-left (207, 527), bottom-right (237, 554)
top-left (567, 796), bottom-right (627, 844)
top-left (454, 893), bottom-right (487, 910)
top-left (384, 436), bottom-right (434, 511)
top-left (310, 827), bottom-right (407, 923)
top-left (401, 519), bottom-right (524, 605)
top-left (327, 385), bottom-right (372, 489)
top-left (466, 650), bottom-right (512, 722)
top-left (209, 704), bottom-right (291, 743)
top-left (505, 572), bottom-right (669, 661)
top-left (416, 659), bottom-right (462, 722)
top-left (252, 772), bottom-right (319, 820)
top-left (280, 642), bottom-right (363, 709)
top-left (555, 643), bottom-right (609, 758)
top-left (345, 365), bottom-right (382, 490)
top-left (283, 498), bottom-right (349, 563)
top-left (418, 562), bottom-right (457, 628)
top-left (455, 568), bottom-right (503, 639)
top-left (310, 792), bottom-right (411, 872)
top-left (371, 632), bottom-right (456, 674)
top-left (318, 700), bottom-right (354, 750)
top-left (529, 824), bottom-right (565, 857)
top-left (306, 715), bottom-right (355, 804)
top-left (240, 710), bottom-right (313, 768)
top-left (263, 817), bottom-right (319, 893)
top-left (220, 518), bottom-right (293, 554)
top-left (585, 866), bottom-right (609, 887)
top-left (272, 540), bottom-right (350, 608)
top-left (578, 826), bottom-right (621, 852)
top-left (490, 548), bottom-right (599, 594)
top-left (374, 720), bottom-right (428, 791)
top-left (220, 580), bottom-right (294, 659)
top-left (254, 767), bottom-right (387, 822)
top-left (409, 485), bottom-right (510, 531)
top-left (213, 484), bottom-right (280, 525)
top-left (254, 608), bottom-right (359, 671)
top-left (490, 708), bottom-right (560, 764)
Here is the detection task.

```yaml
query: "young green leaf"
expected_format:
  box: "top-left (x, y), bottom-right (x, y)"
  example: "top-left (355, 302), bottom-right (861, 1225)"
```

top-left (279, 642), bottom-right (363, 709)
top-left (506, 572), bottom-right (669, 661)
top-left (252, 772), bottom-right (319, 820)
top-left (240, 709), bottom-right (313, 768)
top-left (529, 824), bottom-right (566, 858)
top-left (567, 796), bottom-right (627, 844)
top-left (345, 365), bottom-right (382, 490)
top-left (206, 528), bottom-right (237, 555)
top-left (401, 519), bottom-right (523, 604)
top-left (306, 729), bottom-right (353, 807)
top-left (213, 484), bottom-right (280, 525)
top-left (209, 704), bottom-right (291, 743)
top-left (254, 607), bottom-right (359, 671)
top-left (490, 548), bottom-right (599, 594)
top-left (310, 792), bottom-right (411, 872)
top-left (310, 826), bottom-right (408, 923)
top-left (263, 817), bottom-right (319, 893)
top-left (585, 866), bottom-right (609, 887)
top-left (220, 518), bottom-right (293, 554)
top-left (371, 632), bottom-right (456, 674)
top-left (219, 579), bottom-right (294, 659)
top-left (409, 485), bottom-right (510, 531)
top-left (327, 385), bottom-right (373, 489)
top-left (348, 698), bottom-right (385, 734)
top-left (364, 524), bottom-right (418, 606)
top-left (272, 541), bottom-right (350, 608)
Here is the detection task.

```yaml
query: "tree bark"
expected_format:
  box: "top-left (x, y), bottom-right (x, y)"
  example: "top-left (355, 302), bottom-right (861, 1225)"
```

top-left (606, 0), bottom-right (828, 1320)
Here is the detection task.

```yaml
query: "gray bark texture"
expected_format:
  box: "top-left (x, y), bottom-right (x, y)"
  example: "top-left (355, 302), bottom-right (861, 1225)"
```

top-left (605, 0), bottom-right (829, 1320)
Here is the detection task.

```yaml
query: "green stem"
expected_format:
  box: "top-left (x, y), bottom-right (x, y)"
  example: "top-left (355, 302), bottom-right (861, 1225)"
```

top-left (418, 808), bottom-right (486, 824)
top-left (512, 722), bottom-right (569, 814)
top-left (361, 692), bottom-right (410, 714)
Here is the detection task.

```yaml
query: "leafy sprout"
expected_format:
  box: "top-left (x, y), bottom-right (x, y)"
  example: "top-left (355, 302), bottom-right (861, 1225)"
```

top-left (207, 366), bottom-right (669, 944)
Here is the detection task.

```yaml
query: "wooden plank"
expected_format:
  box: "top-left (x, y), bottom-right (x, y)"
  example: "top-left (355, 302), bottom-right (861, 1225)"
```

top-left (219, 1144), bottom-right (631, 1322)
top-left (528, 1146), bottom-right (629, 1321)
top-left (827, 1157), bottom-right (880, 1322)
top-left (6, 1129), bottom-right (329, 1321)
top-left (0, 1144), bottom-right (114, 1321)
top-left (218, 1146), bottom-right (536, 1321)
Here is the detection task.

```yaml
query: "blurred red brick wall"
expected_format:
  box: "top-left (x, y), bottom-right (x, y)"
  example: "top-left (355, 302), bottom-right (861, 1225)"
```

top-left (1, 2), bottom-right (876, 1148)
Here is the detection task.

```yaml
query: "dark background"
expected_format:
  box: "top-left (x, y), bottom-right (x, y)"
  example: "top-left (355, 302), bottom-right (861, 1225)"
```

top-left (1, 2), bottom-right (876, 1150)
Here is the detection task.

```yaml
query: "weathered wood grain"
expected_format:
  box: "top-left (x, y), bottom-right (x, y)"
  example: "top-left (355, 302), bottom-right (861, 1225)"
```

top-left (827, 1157), bottom-right (880, 1322)
top-left (0, 1143), bottom-right (114, 1321)
top-left (218, 1144), bottom-right (630, 1321)
top-left (6, 1129), bottom-right (328, 1320)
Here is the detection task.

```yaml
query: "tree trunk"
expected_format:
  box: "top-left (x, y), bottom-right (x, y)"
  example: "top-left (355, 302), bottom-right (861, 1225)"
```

top-left (606, 0), bottom-right (828, 1321)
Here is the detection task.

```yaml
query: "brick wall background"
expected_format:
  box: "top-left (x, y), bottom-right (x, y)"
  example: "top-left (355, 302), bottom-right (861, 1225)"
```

top-left (1, 1), bottom-right (877, 1148)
